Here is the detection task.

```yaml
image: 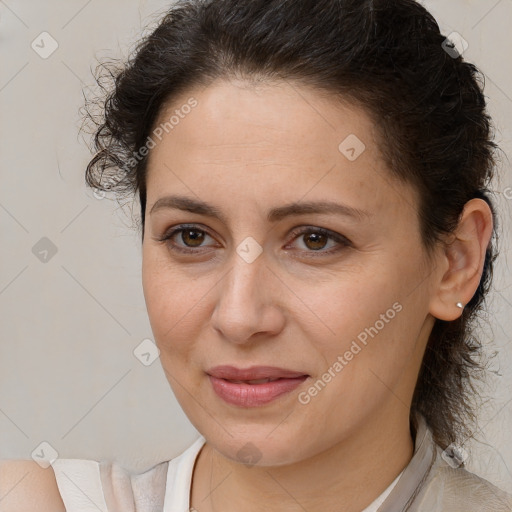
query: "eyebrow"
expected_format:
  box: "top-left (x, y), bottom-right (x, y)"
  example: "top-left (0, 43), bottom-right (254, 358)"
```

top-left (149, 195), bottom-right (371, 223)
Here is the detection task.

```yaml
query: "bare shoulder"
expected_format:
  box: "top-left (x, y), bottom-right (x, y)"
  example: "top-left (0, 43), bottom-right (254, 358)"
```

top-left (0, 460), bottom-right (65, 512)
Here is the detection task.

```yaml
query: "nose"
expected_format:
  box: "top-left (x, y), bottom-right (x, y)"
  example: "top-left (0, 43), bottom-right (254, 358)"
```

top-left (211, 249), bottom-right (286, 345)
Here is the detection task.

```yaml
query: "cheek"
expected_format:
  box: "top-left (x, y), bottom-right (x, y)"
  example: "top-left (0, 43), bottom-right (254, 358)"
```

top-left (294, 266), bottom-right (396, 337)
top-left (297, 254), bottom-right (423, 375)
top-left (296, 291), bottom-right (413, 427)
top-left (142, 251), bottom-right (168, 335)
top-left (141, 248), bottom-right (212, 354)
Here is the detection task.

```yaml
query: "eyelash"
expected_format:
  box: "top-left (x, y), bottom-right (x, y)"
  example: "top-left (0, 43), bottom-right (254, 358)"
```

top-left (157, 224), bottom-right (351, 258)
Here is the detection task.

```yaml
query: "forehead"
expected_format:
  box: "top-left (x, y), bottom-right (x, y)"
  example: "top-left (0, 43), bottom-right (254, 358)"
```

top-left (145, 78), bottom-right (417, 221)
top-left (151, 78), bottom-right (376, 159)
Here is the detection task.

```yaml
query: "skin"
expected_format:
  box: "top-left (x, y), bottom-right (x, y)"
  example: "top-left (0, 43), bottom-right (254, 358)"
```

top-left (0, 460), bottom-right (65, 511)
top-left (0, 78), bottom-right (492, 512)
top-left (140, 78), bottom-right (493, 512)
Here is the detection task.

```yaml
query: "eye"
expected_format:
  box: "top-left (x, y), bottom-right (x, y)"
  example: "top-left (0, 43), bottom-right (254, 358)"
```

top-left (158, 225), bottom-right (218, 254)
top-left (285, 226), bottom-right (351, 257)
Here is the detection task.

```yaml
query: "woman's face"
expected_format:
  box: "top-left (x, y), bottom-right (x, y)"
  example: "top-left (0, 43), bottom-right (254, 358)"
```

top-left (142, 78), bottom-right (439, 466)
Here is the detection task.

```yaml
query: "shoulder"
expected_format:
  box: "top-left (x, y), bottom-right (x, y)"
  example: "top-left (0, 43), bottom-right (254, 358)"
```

top-left (0, 438), bottom-right (205, 512)
top-left (439, 465), bottom-right (512, 510)
top-left (51, 456), bottom-right (170, 510)
top-left (0, 460), bottom-right (65, 512)
top-left (419, 450), bottom-right (512, 512)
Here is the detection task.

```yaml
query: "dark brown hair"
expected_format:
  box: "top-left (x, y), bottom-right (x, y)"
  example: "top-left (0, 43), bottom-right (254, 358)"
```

top-left (85, 0), bottom-right (499, 449)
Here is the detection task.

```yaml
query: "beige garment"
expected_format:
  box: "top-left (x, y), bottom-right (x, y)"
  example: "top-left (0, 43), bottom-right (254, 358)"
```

top-left (378, 414), bottom-right (512, 511)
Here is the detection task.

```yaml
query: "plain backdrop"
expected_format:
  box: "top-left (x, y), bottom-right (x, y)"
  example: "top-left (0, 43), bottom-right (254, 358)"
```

top-left (1, 0), bottom-right (511, 493)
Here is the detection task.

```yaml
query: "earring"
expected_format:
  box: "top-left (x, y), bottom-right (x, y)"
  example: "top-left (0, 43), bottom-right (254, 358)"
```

top-left (456, 302), bottom-right (464, 309)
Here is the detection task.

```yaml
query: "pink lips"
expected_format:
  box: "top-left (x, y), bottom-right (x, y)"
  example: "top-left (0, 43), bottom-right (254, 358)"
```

top-left (206, 365), bottom-right (309, 407)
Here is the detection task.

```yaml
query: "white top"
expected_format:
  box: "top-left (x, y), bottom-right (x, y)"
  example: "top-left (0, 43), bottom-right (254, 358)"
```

top-left (362, 471), bottom-right (402, 512)
top-left (52, 435), bottom-right (402, 512)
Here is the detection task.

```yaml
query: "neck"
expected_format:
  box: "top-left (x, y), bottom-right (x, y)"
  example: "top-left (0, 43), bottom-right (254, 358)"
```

top-left (191, 406), bottom-right (414, 512)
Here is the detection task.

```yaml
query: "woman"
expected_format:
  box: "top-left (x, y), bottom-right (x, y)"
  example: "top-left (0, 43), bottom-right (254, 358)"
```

top-left (2, 0), bottom-right (511, 510)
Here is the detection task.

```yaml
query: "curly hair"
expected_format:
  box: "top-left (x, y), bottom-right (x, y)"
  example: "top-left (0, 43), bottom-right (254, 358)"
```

top-left (84, 0), bottom-right (499, 449)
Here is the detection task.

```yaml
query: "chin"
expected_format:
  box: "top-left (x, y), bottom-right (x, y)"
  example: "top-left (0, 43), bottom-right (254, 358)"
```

top-left (201, 425), bottom-right (313, 468)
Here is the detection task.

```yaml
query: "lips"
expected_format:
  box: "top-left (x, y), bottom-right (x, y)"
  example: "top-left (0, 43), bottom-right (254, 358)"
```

top-left (206, 365), bottom-right (310, 406)
top-left (206, 365), bottom-right (309, 381)
top-left (228, 377), bottom-right (281, 384)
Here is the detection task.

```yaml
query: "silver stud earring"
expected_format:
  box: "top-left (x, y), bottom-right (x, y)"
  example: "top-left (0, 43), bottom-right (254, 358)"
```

top-left (456, 302), bottom-right (464, 309)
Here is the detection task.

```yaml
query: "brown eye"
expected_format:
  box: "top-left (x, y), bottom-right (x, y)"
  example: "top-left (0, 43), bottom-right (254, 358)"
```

top-left (286, 226), bottom-right (351, 257)
top-left (158, 225), bottom-right (217, 254)
top-left (180, 229), bottom-right (206, 247)
top-left (302, 232), bottom-right (329, 251)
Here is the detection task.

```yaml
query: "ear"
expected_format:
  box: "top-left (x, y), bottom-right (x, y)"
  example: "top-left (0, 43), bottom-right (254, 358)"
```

top-left (429, 198), bottom-right (494, 321)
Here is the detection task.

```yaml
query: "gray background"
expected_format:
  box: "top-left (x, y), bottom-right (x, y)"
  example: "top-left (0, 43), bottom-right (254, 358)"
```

top-left (1, 0), bottom-right (511, 492)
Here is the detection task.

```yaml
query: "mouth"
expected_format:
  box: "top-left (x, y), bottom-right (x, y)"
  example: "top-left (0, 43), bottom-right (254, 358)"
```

top-left (224, 377), bottom-right (285, 384)
top-left (205, 365), bottom-right (310, 407)
top-left (206, 365), bottom-right (309, 381)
